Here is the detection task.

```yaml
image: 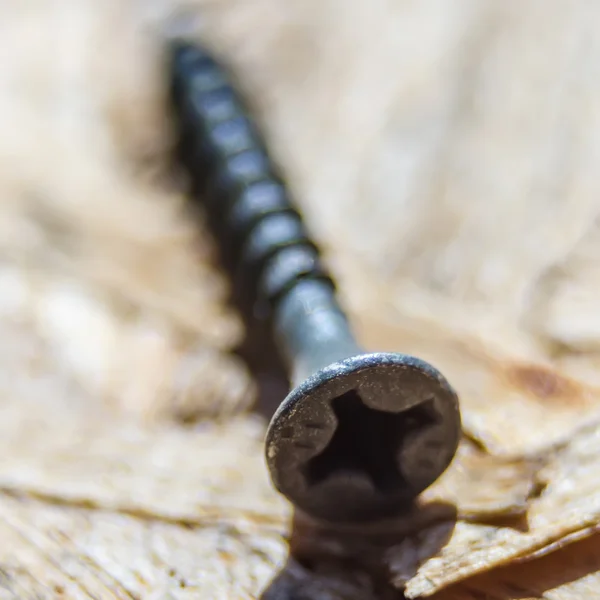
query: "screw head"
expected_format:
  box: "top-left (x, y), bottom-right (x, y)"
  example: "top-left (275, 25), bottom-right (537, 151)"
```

top-left (265, 352), bottom-right (461, 523)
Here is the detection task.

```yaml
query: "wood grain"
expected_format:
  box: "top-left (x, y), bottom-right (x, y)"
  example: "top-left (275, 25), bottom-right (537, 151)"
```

top-left (1, 0), bottom-right (600, 598)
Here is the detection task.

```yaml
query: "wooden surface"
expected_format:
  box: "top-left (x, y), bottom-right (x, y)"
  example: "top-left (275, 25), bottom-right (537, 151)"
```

top-left (2, 1), bottom-right (600, 598)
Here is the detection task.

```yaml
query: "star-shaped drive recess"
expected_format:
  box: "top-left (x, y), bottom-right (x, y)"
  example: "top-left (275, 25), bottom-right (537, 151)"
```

top-left (305, 390), bottom-right (440, 493)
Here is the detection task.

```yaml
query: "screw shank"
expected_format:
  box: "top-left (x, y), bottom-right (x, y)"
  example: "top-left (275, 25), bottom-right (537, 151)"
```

top-left (273, 279), bottom-right (362, 385)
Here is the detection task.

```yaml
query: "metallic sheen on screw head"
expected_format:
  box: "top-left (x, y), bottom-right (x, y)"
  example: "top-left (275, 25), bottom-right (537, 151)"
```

top-left (266, 352), bottom-right (460, 523)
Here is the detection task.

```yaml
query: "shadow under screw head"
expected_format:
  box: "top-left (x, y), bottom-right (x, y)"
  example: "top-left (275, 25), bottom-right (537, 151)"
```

top-left (265, 352), bottom-right (461, 524)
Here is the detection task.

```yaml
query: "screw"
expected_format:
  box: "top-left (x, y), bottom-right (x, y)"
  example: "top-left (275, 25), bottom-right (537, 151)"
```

top-left (169, 40), bottom-right (461, 523)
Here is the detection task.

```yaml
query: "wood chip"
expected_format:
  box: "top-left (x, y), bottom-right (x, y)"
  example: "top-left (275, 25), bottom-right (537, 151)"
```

top-left (432, 533), bottom-right (600, 600)
top-left (389, 423), bottom-right (600, 597)
top-left (421, 441), bottom-right (540, 520)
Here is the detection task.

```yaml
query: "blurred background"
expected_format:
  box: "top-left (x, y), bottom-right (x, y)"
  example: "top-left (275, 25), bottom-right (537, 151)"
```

top-left (2, 0), bottom-right (600, 443)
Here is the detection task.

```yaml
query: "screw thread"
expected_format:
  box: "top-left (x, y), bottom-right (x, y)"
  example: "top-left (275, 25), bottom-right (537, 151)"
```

top-left (170, 41), bottom-right (335, 316)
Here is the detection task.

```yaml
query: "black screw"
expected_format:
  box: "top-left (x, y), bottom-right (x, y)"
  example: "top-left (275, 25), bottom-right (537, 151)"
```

top-left (169, 40), bottom-right (461, 524)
